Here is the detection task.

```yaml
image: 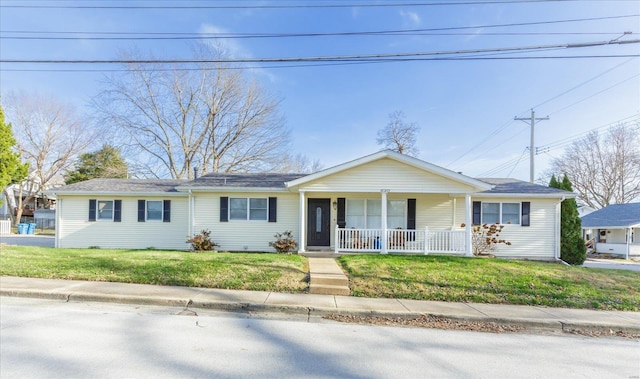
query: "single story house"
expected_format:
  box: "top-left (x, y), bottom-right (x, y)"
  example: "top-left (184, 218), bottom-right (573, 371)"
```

top-left (581, 203), bottom-right (640, 259)
top-left (47, 150), bottom-right (574, 260)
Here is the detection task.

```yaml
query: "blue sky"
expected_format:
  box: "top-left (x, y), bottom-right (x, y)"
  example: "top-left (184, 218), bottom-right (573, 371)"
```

top-left (1, 0), bottom-right (638, 181)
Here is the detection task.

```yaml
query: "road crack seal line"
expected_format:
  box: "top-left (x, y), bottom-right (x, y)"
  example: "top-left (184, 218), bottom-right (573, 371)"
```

top-left (175, 299), bottom-right (198, 316)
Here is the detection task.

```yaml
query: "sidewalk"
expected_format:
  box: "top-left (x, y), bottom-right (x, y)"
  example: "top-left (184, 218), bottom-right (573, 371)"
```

top-left (2, 275), bottom-right (639, 334)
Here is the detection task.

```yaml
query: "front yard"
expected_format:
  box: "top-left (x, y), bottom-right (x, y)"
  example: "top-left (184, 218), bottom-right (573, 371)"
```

top-left (338, 255), bottom-right (640, 311)
top-left (0, 246), bottom-right (308, 292)
top-left (1, 246), bottom-right (638, 311)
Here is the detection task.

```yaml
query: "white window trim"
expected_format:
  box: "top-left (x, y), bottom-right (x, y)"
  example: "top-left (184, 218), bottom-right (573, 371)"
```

top-left (229, 197), bottom-right (268, 221)
top-left (97, 200), bottom-right (114, 221)
top-left (146, 200), bottom-right (163, 222)
top-left (481, 202), bottom-right (521, 225)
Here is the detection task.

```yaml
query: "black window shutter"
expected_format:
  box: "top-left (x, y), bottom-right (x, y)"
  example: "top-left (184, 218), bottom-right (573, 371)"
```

top-left (163, 200), bottom-right (171, 222)
top-left (88, 199), bottom-right (97, 222)
top-left (337, 198), bottom-right (346, 228)
top-left (407, 198), bottom-right (417, 241)
top-left (138, 200), bottom-right (146, 222)
top-left (268, 197), bottom-right (277, 222)
top-left (472, 201), bottom-right (481, 225)
top-left (114, 200), bottom-right (122, 222)
top-left (521, 202), bottom-right (531, 227)
top-left (407, 199), bottom-right (416, 230)
top-left (220, 197), bottom-right (229, 222)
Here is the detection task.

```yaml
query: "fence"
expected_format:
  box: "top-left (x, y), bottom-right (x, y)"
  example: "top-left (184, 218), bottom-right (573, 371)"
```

top-left (335, 227), bottom-right (467, 254)
top-left (0, 220), bottom-right (10, 236)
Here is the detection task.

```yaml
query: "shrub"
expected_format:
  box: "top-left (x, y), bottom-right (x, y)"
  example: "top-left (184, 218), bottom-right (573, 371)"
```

top-left (462, 223), bottom-right (512, 256)
top-left (269, 230), bottom-right (298, 254)
top-left (186, 229), bottom-right (219, 252)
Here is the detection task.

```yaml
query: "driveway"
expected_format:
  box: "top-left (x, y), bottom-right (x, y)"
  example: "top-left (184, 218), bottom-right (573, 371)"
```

top-left (0, 235), bottom-right (55, 248)
top-left (582, 258), bottom-right (640, 272)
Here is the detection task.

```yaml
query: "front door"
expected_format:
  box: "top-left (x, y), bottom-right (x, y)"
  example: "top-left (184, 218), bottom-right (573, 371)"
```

top-left (307, 199), bottom-right (331, 246)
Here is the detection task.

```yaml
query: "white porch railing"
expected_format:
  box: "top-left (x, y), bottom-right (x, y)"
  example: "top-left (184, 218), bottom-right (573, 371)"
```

top-left (0, 220), bottom-right (10, 236)
top-left (335, 227), bottom-right (466, 254)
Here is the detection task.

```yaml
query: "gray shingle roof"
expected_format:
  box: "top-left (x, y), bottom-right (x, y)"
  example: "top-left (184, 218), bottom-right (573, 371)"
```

top-left (476, 178), bottom-right (572, 195)
top-left (186, 173), bottom-right (306, 188)
top-left (51, 178), bottom-right (185, 193)
top-left (581, 203), bottom-right (640, 228)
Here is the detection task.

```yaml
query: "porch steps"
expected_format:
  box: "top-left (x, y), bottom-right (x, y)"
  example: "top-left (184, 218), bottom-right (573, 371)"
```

top-left (307, 257), bottom-right (350, 296)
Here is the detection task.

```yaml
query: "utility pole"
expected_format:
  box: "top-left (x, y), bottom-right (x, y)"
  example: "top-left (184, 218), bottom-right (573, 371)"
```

top-left (515, 109), bottom-right (549, 183)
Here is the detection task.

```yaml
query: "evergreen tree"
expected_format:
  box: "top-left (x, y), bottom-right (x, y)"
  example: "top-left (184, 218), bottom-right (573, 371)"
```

top-left (0, 106), bottom-right (28, 195)
top-left (550, 174), bottom-right (586, 265)
top-left (65, 144), bottom-right (128, 184)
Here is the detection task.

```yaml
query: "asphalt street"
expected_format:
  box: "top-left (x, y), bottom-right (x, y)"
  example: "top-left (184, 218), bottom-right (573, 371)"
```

top-left (2, 297), bottom-right (638, 379)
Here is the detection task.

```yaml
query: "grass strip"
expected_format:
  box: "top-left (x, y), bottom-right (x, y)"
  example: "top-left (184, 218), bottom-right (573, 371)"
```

top-left (338, 255), bottom-right (640, 311)
top-left (0, 246), bottom-right (308, 293)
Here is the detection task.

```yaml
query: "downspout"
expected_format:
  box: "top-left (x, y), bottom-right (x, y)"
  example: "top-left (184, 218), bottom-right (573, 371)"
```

top-left (626, 226), bottom-right (631, 260)
top-left (556, 196), bottom-right (565, 262)
top-left (53, 193), bottom-right (59, 248)
top-left (188, 190), bottom-right (194, 238)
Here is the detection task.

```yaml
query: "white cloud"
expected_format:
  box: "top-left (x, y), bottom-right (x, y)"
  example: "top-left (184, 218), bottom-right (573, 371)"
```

top-left (197, 23), bottom-right (278, 83)
top-left (399, 10), bottom-right (421, 26)
top-left (198, 24), bottom-right (250, 59)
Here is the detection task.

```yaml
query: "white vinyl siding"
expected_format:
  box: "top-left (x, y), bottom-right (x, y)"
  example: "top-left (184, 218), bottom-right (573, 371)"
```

top-left (299, 158), bottom-right (478, 193)
top-left (194, 192), bottom-right (299, 252)
top-left (57, 196), bottom-right (189, 250)
top-left (467, 197), bottom-right (557, 260)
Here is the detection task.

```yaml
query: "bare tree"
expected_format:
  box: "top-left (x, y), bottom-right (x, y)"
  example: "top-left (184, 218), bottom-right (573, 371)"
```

top-left (376, 110), bottom-right (420, 157)
top-left (551, 123), bottom-right (640, 208)
top-left (271, 152), bottom-right (323, 174)
top-left (3, 91), bottom-right (95, 224)
top-left (93, 46), bottom-right (290, 179)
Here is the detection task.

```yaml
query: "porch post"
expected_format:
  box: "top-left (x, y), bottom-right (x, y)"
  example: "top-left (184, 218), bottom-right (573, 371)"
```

top-left (465, 194), bottom-right (472, 256)
top-left (381, 189), bottom-right (389, 254)
top-left (299, 191), bottom-right (306, 253)
top-left (627, 227), bottom-right (631, 260)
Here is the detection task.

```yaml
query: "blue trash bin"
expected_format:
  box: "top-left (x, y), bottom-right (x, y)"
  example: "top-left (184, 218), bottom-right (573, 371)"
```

top-left (28, 223), bottom-right (37, 235)
top-left (17, 223), bottom-right (28, 234)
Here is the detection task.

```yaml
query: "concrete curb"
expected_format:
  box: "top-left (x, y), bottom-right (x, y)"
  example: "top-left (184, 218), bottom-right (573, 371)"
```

top-left (3, 286), bottom-right (639, 335)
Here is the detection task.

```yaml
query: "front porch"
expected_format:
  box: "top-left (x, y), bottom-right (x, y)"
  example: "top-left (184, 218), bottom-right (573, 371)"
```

top-left (335, 227), bottom-right (468, 255)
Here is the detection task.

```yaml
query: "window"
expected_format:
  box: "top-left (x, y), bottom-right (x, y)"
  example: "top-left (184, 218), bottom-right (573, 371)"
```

top-left (97, 200), bottom-right (113, 221)
top-left (502, 203), bottom-right (520, 224)
top-left (481, 202), bottom-right (520, 225)
top-left (345, 199), bottom-right (406, 229)
top-left (250, 198), bottom-right (267, 220)
top-left (230, 198), bottom-right (268, 221)
top-left (146, 200), bottom-right (163, 221)
top-left (482, 203), bottom-right (500, 224)
top-left (387, 200), bottom-right (406, 229)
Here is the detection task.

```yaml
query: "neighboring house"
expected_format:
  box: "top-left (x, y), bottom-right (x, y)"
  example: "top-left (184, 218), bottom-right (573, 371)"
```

top-left (47, 150), bottom-right (573, 260)
top-left (581, 203), bottom-right (640, 259)
top-left (577, 205), bottom-right (596, 218)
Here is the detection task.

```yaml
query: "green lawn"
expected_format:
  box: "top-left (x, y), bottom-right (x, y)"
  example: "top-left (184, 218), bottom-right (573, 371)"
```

top-left (0, 246), bottom-right (308, 292)
top-left (2, 247), bottom-right (638, 311)
top-left (338, 255), bottom-right (640, 311)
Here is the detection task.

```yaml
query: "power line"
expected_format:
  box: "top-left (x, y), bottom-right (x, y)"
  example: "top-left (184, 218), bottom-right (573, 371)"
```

top-left (2, 0), bottom-right (636, 10)
top-left (2, 38), bottom-right (637, 65)
top-left (2, 14), bottom-right (637, 40)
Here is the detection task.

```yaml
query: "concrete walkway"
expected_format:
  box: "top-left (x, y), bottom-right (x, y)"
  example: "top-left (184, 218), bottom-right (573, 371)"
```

top-left (307, 257), bottom-right (350, 295)
top-left (1, 275), bottom-right (639, 335)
